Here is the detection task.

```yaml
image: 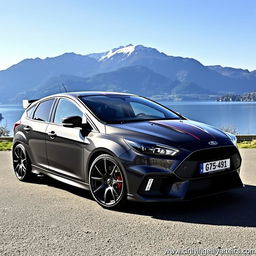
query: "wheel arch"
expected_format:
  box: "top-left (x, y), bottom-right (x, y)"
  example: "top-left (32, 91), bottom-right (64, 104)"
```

top-left (86, 148), bottom-right (119, 175)
top-left (12, 135), bottom-right (32, 164)
top-left (86, 147), bottom-right (129, 191)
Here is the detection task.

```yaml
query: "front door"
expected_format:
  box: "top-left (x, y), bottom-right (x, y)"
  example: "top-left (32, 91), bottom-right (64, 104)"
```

top-left (45, 98), bottom-right (88, 181)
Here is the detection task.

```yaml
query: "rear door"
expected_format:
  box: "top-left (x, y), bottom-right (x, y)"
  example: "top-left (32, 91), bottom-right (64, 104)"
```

top-left (45, 98), bottom-right (88, 181)
top-left (23, 98), bottom-right (55, 170)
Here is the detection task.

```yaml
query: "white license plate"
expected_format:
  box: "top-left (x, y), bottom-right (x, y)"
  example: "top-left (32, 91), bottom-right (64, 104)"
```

top-left (200, 159), bottom-right (230, 174)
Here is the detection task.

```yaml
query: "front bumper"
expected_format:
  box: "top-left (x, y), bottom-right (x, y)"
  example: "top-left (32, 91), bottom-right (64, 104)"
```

top-left (122, 145), bottom-right (243, 202)
top-left (127, 169), bottom-right (243, 202)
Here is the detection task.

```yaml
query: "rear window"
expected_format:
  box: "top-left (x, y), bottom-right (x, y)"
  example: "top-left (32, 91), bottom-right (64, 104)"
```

top-left (33, 99), bottom-right (54, 122)
top-left (26, 105), bottom-right (36, 119)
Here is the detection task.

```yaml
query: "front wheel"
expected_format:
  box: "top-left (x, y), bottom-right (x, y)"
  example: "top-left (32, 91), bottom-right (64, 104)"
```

top-left (12, 143), bottom-right (32, 181)
top-left (89, 154), bottom-right (126, 208)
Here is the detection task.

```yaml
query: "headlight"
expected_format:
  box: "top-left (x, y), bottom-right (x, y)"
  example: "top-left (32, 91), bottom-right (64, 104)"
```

top-left (226, 132), bottom-right (237, 146)
top-left (124, 139), bottom-right (179, 156)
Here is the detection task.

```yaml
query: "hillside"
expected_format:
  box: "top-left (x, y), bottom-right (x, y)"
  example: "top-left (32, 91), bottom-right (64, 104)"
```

top-left (0, 44), bottom-right (256, 103)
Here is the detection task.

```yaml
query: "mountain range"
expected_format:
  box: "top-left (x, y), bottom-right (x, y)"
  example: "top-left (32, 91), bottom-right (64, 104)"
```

top-left (0, 44), bottom-right (255, 103)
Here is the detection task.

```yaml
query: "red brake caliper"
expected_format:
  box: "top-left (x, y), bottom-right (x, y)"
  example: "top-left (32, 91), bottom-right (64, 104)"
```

top-left (116, 175), bottom-right (122, 190)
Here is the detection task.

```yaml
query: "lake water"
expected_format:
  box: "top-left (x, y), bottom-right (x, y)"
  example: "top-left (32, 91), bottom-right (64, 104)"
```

top-left (0, 102), bottom-right (256, 135)
top-left (163, 101), bottom-right (256, 134)
top-left (0, 105), bottom-right (24, 135)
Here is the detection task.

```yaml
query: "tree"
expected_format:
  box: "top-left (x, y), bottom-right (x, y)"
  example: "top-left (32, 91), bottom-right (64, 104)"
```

top-left (0, 115), bottom-right (10, 136)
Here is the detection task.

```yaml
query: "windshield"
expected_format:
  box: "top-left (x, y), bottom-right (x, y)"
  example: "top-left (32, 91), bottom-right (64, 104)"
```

top-left (79, 95), bottom-right (181, 123)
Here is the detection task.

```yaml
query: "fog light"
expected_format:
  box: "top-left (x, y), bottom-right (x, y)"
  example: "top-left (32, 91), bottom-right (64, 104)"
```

top-left (232, 153), bottom-right (241, 169)
top-left (145, 178), bottom-right (154, 191)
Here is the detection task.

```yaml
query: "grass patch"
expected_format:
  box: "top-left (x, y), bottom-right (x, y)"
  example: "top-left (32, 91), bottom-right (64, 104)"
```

top-left (0, 141), bottom-right (13, 151)
top-left (238, 140), bottom-right (256, 148)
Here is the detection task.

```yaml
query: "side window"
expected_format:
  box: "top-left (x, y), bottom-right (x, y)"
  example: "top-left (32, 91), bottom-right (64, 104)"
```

top-left (26, 105), bottom-right (36, 119)
top-left (130, 102), bottom-right (165, 118)
top-left (54, 98), bottom-right (83, 124)
top-left (33, 99), bottom-right (54, 122)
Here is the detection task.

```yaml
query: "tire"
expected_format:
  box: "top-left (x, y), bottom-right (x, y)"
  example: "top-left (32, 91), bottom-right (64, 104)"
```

top-left (89, 154), bottom-right (127, 209)
top-left (12, 143), bottom-right (32, 181)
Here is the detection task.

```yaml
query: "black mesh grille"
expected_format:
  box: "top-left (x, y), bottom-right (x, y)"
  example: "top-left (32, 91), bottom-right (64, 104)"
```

top-left (175, 146), bottom-right (241, 179)
top-left (185, 171), bottom-right (243, 199)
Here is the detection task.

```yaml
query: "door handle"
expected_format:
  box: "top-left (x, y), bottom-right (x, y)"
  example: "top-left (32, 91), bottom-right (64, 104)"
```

top-left (47, 131), bottom-right (57, 138)
top-left (24, 126), bottom-right (31, 132)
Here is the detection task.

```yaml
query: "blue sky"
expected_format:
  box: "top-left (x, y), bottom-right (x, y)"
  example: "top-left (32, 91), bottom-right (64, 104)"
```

top-left (0, 0), bottom-right (255, 70)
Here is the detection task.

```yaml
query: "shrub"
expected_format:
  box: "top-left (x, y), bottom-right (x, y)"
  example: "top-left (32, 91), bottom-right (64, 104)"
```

top-left (0, 123), bottom-right (10, 137)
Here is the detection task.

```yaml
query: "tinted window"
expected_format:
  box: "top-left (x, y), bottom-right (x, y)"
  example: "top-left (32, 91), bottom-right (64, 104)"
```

top-left (26, 105), bottom-right (36, 119)
top-left (33, 99), bottom-right (54, 122)
top-left (130, 102), bottom-right (165, 118)
top-left (54, 98), bottom-right (83, 124)
top-left (80, 95), bottom-right (180, 123)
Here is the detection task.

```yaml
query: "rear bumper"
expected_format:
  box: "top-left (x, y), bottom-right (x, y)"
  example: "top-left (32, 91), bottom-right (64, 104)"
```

top-left (127, 169), bottom-right (243, 202)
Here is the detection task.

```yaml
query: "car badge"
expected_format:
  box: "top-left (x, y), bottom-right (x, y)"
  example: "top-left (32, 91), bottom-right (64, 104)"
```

top-left (208, 141), bottom-right (218, 146)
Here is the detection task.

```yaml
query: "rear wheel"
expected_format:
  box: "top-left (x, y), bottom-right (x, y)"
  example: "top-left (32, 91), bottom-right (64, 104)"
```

top-left (89, 154), bottom-right (126, 208)
top-left (12, 143), bottom-right (32, 181)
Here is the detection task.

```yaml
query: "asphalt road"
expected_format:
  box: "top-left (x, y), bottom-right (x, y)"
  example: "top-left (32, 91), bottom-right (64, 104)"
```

top-left (0, 150), bottom-right (255, 256)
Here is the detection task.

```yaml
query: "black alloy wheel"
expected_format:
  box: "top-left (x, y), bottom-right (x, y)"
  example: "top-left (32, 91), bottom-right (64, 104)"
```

top-left (89, 154), bottom-right (126, 208)
top-left (13, 144), bottom-right (32, 181)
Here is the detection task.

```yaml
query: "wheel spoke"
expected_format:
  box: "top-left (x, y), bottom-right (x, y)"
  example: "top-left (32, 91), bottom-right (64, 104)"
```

top-left (91, 176), bottom-right (104, 182)
top-left (21, 165), bottom-right (26, 173)
top-left (93, 183), bottom-right (105, 193)
top-left (104, 158), bottom-right (107, 173)
top-left (19, 168), bottom-right (24, 177)
top-left (14, 149), bottom-right (19, 159)
top-left (110, 165), bottom-right (117, 176)
top-left (14, 164), bottom-right (20, 172)
top-left (20, 166), bottom-right (25, 176)
top-left (104, 187), bottom-right (111, 203)
top-left (110, 187), bottom-right (116, 201)
top-left (18, 166), bottom-right (23, 176)
top-left (112, 186), bottom-right (119, 196)
top-left (95, 165), bottom-right (104, 177)
top-left (113, 179), bottom-right (123, 185)
top-left (19, 148), bottom-right (23, 158)
top-left (13, 160), bottom-right (18, 163)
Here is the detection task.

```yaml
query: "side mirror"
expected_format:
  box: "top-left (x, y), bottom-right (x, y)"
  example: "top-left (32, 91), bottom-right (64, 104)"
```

top-left (62, 116), bottom-right (82, 128)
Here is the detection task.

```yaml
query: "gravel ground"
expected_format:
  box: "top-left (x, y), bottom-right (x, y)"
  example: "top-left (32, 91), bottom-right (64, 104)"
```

top-left (0, 149), bottom-right (255, 256)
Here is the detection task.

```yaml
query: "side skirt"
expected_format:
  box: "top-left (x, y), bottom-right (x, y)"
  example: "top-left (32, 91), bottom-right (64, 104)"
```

top-left (31, 165), bottom-right (90, 191)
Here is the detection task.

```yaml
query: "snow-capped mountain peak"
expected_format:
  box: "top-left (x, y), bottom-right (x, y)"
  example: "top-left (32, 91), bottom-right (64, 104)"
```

top-left (99, 44), bottom-right (136, 61)
top-left (99, 44), bottom-right (166, 62)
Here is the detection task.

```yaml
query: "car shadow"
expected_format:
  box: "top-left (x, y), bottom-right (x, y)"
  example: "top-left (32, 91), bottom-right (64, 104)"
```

top-left (29, 175), bottom-right (256, 227)
top-left (121, 185), bottom-right (256, 227)
top-left (28, 175), bottom-right (94, 201)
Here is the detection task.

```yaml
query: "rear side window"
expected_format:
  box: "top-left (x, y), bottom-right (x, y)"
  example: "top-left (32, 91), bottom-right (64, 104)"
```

top-left (33, 99), bottom-right (54, 122)
top-left (26, 105), bottom-right (36, 119)
top-left (54, 98), bottom-right (83, 124)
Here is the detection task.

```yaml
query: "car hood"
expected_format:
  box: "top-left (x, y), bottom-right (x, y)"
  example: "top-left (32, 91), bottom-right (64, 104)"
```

top-left (107, 119), bottom-right (233, 151)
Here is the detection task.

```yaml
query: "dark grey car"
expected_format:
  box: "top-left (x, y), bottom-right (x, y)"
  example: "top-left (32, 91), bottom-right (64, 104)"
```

top-left (12, 92), bottom-right (243, 208)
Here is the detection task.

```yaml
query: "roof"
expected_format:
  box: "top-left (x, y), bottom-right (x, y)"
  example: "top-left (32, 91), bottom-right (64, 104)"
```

top-left (51, 91), bottom-right (135, 97)
top-left (24, 91), bottom-right (137, 107)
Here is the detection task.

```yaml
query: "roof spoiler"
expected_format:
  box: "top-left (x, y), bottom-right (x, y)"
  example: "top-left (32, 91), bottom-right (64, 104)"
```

top-left (22, 99), bottom-right (39, 109)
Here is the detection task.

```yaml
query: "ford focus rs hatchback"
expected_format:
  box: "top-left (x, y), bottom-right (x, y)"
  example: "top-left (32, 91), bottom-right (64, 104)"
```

top-left (12, 92), bottom-right (243, 208)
